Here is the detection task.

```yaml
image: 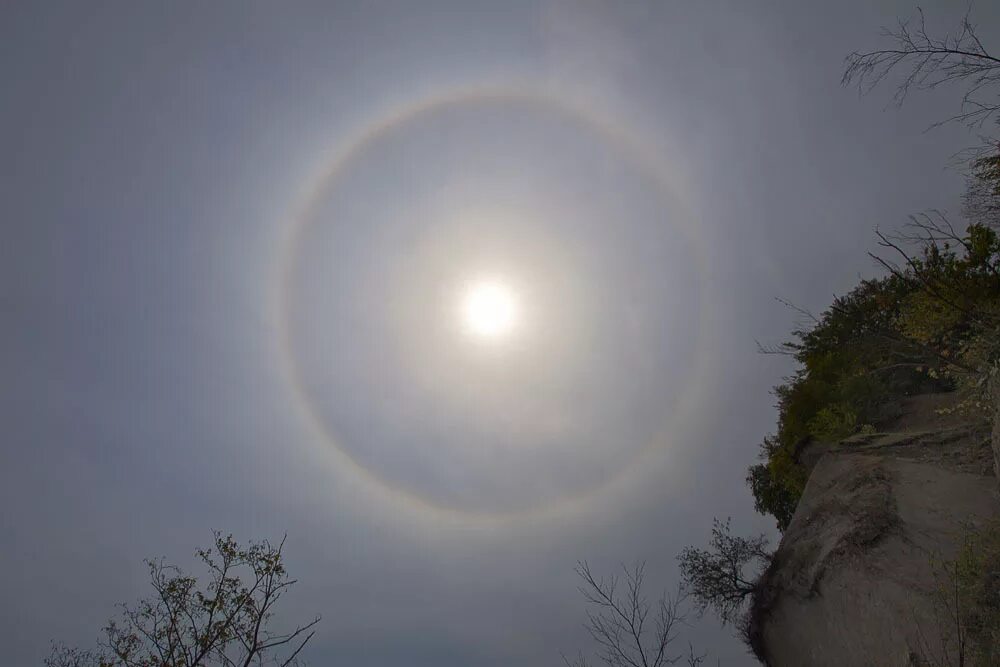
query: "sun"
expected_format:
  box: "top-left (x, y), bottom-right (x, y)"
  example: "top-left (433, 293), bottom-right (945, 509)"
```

top-left (460, 279), bottom-right (519, 340)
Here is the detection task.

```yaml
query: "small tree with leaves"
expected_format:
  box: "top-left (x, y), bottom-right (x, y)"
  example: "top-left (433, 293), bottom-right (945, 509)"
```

top-left (677, 518), bottom-right (771, 639)
top-left (46, 532), bottom-right (320, 667)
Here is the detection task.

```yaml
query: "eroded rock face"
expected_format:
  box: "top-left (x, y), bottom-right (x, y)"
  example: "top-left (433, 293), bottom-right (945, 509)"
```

top-left (753, 396), bottom-right (996, 667)
top-left (993, 377), bottom-right (1000, 480)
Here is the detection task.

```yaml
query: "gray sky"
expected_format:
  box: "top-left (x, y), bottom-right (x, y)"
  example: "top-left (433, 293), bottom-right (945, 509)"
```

top-left (2, 1), bottom-right (998, 665)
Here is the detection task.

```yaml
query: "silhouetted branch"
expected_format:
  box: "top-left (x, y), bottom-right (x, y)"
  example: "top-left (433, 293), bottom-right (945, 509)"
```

top-left (843, 8), bottom-right (1000, 130)
top-left (567, 561), bottom-right (691, 667)
top-left (677, 518), bottom-right (771, 629)
top-left (47, 533), bottom-right (320, 667)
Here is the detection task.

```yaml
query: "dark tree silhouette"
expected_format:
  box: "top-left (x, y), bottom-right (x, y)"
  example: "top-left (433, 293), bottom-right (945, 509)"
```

top-left (842, 8), bottom-right (1000, 130)
top-left (677, 519), bottom-right (771, 633)
top-left (46, 533), bottom-right (320, 667)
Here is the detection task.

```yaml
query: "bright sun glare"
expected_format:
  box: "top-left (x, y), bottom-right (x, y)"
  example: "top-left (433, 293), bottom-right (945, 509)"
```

top-left (460, 279), bottom-right (519, 340)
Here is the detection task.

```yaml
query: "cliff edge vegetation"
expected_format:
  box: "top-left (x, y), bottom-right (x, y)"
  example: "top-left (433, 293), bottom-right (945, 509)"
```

top-left (748, 207), bottom-right (1000, 531)
top-left (679, 9), bottom-right (1000, 664)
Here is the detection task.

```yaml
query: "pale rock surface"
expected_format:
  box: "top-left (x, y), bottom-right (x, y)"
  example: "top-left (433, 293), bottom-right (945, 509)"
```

top-left (753, 393), bottom-right (997, 666)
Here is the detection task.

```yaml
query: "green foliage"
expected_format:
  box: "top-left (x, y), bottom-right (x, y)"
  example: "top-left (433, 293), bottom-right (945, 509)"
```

top-left (750, 275), bottom-right (924, 530)
top-left (858, 423), bottom-right (878, 435)
top-left (807, 403), bottom-right (858, 442)
top-left (746, 459), bottom-right (800, 531)
top-left (749, 218), bottom-right (1000, 531)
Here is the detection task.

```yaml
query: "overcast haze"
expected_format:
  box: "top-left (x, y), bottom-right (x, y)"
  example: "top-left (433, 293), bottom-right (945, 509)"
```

top-left (3, 2), bottom-right (999, 665)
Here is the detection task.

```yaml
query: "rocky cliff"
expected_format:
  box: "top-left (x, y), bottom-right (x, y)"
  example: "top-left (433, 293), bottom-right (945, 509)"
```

top-left (750, 392), bottom-right (999, 666)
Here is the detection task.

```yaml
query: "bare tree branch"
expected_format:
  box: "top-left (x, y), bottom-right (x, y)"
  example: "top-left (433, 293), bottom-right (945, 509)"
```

top-left (47, 533), bottom-right (320, 667)
top-left (843, 8), bottom-right (1000, 130)
top-left (567, 561), bottom-right (693, 667)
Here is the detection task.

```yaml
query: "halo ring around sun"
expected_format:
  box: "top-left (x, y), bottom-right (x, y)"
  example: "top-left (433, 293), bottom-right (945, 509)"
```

top-left (274, 86), bottom-right (714, 524)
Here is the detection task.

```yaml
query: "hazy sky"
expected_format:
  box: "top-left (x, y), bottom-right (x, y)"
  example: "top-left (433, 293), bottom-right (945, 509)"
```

top-left (3, 2), bottom-right (998, 665)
